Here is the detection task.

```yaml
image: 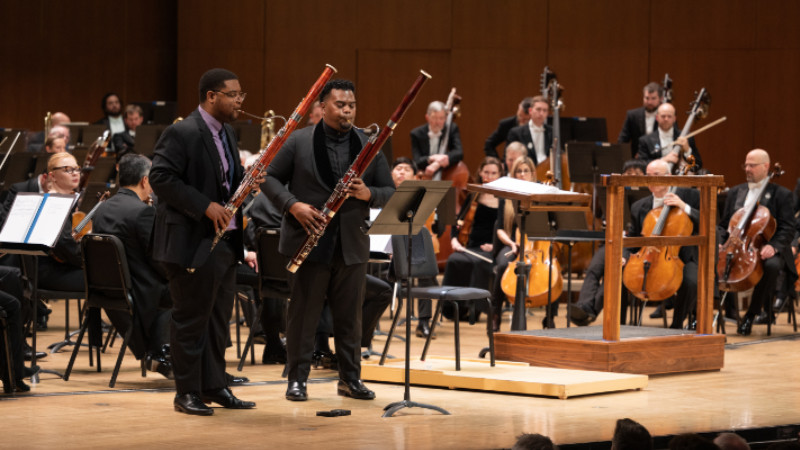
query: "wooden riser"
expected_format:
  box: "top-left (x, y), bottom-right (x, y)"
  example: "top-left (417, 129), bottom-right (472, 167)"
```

top-left (494, 331), bottom-right (725, 375)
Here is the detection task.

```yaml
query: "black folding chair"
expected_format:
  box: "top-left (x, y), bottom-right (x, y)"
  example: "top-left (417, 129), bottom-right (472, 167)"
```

top-left (65, 235), bottom-right (135, 388)
top-left (238, 228), bottom-right (290, 371)
top-left (380, 228), bottom-right (495, 371)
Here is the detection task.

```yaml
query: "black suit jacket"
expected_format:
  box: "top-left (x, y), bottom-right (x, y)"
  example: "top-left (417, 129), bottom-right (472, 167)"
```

top-left (264, 122), bottom-right (395, 265)
top-left (718, 182), bottom-right (798, 282)
top-left (149, 108), bottom-right (245, 269)
top-left (625, 187), bottom-right (701, 264)
top-left (637, 129), bottom-right (702, 170)
top-left (484, 115), bottom-right (518, 158)
top-left (94, 116), bottom-right (129, 134)
top-left (505, 123), bottom-right (553, 167)
top-left (410, 123), bottom-right (463, 170)
top-left (92, 188), bottom-right (169, 355)
top-left (618, 107), bottom-right (657, 158)
top-left (0, 177), bottom-right (41, 225)
top-left (112, 130), bottom-right (135, 154)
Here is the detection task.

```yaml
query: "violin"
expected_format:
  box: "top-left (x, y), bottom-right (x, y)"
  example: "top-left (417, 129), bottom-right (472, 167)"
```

top-left (71, 191), bottom-right (111, 240)
top-left (718, 163), bottom-right (784, 292)
top-left (622, 158), bottom-right (696, 301)
top-left (456, 192), bottom-right (477, 246)
top-left (500, 172), bottom-right (564, 307)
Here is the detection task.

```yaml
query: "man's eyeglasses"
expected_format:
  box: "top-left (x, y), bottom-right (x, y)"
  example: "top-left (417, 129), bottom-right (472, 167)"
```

top-left (53, 166), bottom-right (81, 174)
top-left (742, 163), bottom-right (766, 170)
top-left (212, 90), bottom-right (247, 101)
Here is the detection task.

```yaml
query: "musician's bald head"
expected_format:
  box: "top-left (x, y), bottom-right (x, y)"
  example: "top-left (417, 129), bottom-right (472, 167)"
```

top-left (656, 102), bottom-right (677, 132)
top-left (747, 149), bottom-right (770, 164)
top-left (647, 159), bottom-right (670, 176)
top-left (745, 149), bottom-right (771, 183)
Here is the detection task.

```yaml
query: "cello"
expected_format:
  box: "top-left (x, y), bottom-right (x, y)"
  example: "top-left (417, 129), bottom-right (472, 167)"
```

top-left (622, 158), bottom-right (696, 301)
top-left (718, 163), bottom-right (784, 292)
top-left (501, 172), bottom-right (564, 307)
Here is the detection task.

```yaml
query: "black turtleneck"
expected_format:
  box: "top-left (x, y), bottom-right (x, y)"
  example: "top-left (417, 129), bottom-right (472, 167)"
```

top-left (323, 121), bottom-right (351, 180)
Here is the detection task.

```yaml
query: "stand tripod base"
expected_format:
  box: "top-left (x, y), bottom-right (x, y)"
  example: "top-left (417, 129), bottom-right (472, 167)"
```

top-left (382, 400), bottom-right (450, 417)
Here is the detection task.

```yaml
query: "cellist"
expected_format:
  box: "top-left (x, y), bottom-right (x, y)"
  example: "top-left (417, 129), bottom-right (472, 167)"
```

top-left (570, 160), bottom-right (700, 329)
top-left (718, 149), bottom-right (797, 335)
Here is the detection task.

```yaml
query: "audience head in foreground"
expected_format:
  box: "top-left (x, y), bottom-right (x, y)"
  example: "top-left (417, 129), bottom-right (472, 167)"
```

top-left (512, 433), bottom-right (558, 450)
top-left (611, 418), bottom-right (653, 450)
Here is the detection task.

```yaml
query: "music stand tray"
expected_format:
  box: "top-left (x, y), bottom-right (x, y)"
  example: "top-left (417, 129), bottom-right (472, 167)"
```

top-left (366, 180), bottom-right (452, 417)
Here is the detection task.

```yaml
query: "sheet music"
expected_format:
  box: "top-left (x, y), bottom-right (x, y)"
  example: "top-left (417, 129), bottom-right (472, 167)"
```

top-left (0, 194), bottom-right (43, 243)
top-left (485, 177), bottom-right (579, 195)
top-left (369, 234), bottom-right (392, 254)
top-left (26, 196), bottom-right (75, 246)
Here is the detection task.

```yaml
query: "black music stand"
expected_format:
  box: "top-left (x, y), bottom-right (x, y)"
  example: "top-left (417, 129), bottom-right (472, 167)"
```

top-left (365, 180), bottom-right (451, 418)
top-left (0, 153), bottom-right (37, 191)
top-left (131, 101), bottom-right (178, 125)
top-left (64, 124), bottom-right (106, 147)
top-left (567, 142), bottom-right (626, 221)
top-left (134, 124), bottom-right (169, 158)
top-left (0, 193), bottom-right (76, 383)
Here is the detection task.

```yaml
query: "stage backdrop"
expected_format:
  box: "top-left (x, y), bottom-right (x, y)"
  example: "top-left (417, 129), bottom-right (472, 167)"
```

top-left (1, 0), bottom-right (798, 188)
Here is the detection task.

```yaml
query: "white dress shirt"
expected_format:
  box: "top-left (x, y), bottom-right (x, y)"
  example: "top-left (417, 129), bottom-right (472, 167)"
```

top-left (645, 110), bottom-right (656, 134)
top-left (528, 120), bottom-right (547, 164)
top-left (108, 115), bottom-right (125, 135)
top-left (744, 178), bottom-right (768, 212)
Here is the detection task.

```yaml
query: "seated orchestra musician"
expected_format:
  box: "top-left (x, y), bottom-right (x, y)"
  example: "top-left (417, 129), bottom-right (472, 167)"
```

top-left (91, 154), bottom-right (173, 378)
top-left (571, 160), bottom-right (700, 329)
top-left (25, 112), bottom-right (70, 153)
top-left (569, 159), bottom-right (646, 326)
top-left (492, 155), bottom-right (536, 331)
top-left (505, 95), bottom-right (551, 167)
top-left (111, 104), bottom-right (144, 154)
top-left (410, 100), bottom-right (463, 179)
top-left (618, 82), bottom-right (664, 159)
top-left (43, 136), bottom-right (68, 154)
top-left (637, 103), bottom-right (702, 171)
top-left (502, 141), bottom-right (527, 174)
top-left (441, 157), bottom-right (503, 321)
top-left (94, 92), bottom-right (126, 136)
top-left (484, 97), bottom-right (532, 159)
top-left (719, 149), bottom-right (798, 335)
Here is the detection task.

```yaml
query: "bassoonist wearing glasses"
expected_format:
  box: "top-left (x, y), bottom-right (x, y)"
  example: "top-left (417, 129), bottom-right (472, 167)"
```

top-left (149, 68), bottom-right (255, 416)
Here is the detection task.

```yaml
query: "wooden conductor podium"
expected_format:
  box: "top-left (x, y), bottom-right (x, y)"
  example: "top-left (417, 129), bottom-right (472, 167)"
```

top-left (494, 175), bottom-right (726, 375)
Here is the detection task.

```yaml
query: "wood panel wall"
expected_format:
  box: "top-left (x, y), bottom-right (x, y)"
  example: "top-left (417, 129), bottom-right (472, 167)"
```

top-left (2, 0), bottom-right (797, 188)
top-left (0, 0), bottom-right (177, 130)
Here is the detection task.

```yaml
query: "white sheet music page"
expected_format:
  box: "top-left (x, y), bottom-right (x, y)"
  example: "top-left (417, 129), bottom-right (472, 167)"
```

top-left (27, 195), bottom-right (75, 246)
top-left (485, 177), bottom-right (578, 195)
top-left (0, 194), bottom-right (43, 243)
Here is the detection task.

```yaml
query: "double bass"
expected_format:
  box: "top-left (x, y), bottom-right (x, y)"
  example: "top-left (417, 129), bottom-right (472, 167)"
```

top-left (718, 163), bottom-right (783, 292)
top-left (670, 88), bottom-right (710, 174)
top-left (419, 88), bottom-right (471, 200)
top-left (622, 158), bottom-right (696, 301)
top-left (662, 74), bottom-right (673, 104)
top-left (534, 68), bottom-right (569, 189)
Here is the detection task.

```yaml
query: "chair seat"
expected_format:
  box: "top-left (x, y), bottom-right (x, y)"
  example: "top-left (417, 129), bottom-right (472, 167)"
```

top-left (260, 282), bottom-right (291, 300)
top-left (36, 290), bottom-right (85, 301)
top-left (399, 286), bottom-right (491, 301)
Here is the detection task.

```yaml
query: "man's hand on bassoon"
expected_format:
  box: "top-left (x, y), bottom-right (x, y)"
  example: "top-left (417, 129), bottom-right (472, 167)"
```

top-left (289, 202), bottom-right (326, 235)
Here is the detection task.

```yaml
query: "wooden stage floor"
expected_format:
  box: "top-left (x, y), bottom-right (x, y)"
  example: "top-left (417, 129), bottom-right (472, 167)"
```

top-left (1, 299), bottom-right (799, 449)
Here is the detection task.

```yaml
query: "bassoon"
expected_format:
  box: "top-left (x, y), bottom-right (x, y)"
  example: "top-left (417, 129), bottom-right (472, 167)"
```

top-left (210, 64), bottom-right (337, 251)
top-left (287, 70), bottom-right (432, 273)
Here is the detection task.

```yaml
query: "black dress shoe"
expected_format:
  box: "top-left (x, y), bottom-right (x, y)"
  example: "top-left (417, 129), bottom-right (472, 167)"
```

top-left (146, 352), bottom-right (174, 380)
top-left (569, 304), bottom-right (596, 327)
top-left (286, 381), bottom-right (308, 401)
top-left (226, 372), bottom-right (250, 385)
top-left (650, 304), bottom-right (664, 319)
top-left (200, 388), bottom-right (255, 409)
top-left (774, 296), bottom-right (787, 311)
top-left (174, 392), bottom-right (214, 416)
top-left (492, 314), bottom-right (501, 333)
top-left (753, 311), bottom-right (775, 325)
top-left (23, 365), bottom-right (40, 379)
top-left (541, 317), bottom-right (556, 329)
top-left (415, 319), bottom-right (436, 339)
top-left (313, 350), bottom-right (338, 370)
top-left (23, 346), bottom-right (46, 361)
top-left (36, 315), bottom-right (48, 331)
top-left (14, 379), bottom-right (31, 392)
top-left (737, 314), bottom-right (755, 336)
top-left (262, 345), bottom-right (287, 365)
top-left (337, 379), bottom-right (375, 400)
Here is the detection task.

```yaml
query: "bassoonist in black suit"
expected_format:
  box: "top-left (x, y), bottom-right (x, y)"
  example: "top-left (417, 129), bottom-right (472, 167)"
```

top-left (264, 79), bottom-right (395, 402)
top-left (149, 69), bottom-right (254, 416)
